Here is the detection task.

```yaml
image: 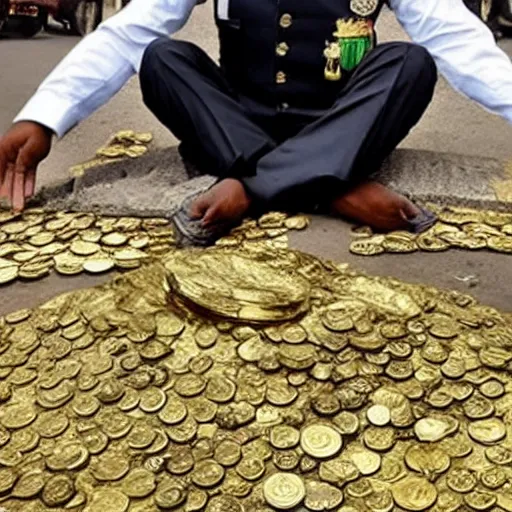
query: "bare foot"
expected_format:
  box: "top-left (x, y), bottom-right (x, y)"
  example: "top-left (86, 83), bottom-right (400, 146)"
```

top-left (189, 178), bottom-right (251, 227)
top-left (331, 181), bottom-right (420, 231)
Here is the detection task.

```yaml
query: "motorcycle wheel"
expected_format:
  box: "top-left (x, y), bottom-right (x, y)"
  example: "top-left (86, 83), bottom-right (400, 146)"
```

top-left (69, 0), bottom-right (103, 36)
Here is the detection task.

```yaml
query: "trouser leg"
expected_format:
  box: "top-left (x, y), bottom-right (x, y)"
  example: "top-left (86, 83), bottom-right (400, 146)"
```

top-left (243, 42), bottom-right (438, 208)
top-left (139, 38), bottom-right (276, 177)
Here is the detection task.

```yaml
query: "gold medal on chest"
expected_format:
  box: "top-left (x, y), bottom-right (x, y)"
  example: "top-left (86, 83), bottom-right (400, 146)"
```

top-left (350, 0), bottom-right (379, 17)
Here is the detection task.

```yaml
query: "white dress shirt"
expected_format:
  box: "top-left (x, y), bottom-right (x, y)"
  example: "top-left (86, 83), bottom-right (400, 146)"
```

top-left (13, 0), bottom-right (512, 138)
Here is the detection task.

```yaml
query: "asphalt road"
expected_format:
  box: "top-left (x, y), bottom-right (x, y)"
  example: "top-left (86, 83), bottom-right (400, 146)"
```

top-left (0, 5), bottom-right (511, 193)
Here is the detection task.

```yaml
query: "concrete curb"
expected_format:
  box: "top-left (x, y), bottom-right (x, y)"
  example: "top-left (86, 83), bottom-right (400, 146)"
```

top-left (31, 146), bottom-right (512, 216)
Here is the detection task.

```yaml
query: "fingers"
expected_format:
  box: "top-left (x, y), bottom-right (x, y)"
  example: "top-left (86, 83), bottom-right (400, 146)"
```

top-left (12, 162), bottom-right (26, 213)
top-left (189, 194), bottom-right (210, 219)
top-left (0, 149), bottom-right (6, 198)
top-left (201, 204), bottom-right (220, 226)
top-left (0, 164), bottom-right (13, 201)
top-left (24, 168), bottom-right (36, 199)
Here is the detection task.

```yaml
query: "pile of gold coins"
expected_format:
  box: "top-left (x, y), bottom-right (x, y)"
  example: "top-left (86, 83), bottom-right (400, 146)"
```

top-left (0, 209), bottom-right (309, 285)
top-left (69, 130), bottom-right (155, 177)
top-left (0, 244), bottom-right (511, 511)
top-left (350, 204), bottom-right (512, 256)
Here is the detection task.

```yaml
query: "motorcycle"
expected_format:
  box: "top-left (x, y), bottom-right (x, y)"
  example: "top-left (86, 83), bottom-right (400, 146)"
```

top-left (464, 0), bottom-right (512, 37)
top-left (2, 0), bottom-right (103, 37)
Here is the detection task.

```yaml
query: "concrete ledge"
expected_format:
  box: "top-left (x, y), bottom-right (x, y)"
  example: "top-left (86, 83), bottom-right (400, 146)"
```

top-left (32, 146), bottom-right (512, 216)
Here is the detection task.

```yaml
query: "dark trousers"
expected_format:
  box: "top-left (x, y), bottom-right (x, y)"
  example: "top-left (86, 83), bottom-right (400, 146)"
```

top-left (139, 38), bottom-right (437, 210)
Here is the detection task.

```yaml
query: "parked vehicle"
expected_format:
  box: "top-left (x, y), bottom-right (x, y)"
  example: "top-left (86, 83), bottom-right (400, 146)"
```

top-left (0, 0), bottom-right (8, 31)
top-left (464, 0), bottom-right (512, 37)
top-left (2, 0), bottom-right (102, 37)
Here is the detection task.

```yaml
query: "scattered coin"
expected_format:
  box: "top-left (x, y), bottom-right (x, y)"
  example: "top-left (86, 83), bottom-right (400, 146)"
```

top-left (300, 425), bottom-right (343, 459)
top-left (263, 472), bottom-right (306, 510)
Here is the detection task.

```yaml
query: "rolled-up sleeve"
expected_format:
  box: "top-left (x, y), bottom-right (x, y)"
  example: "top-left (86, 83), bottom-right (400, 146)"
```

top-left (13, 0), bottom-right (198, 137)
top-left (389, 0), bottom-right (512, 124)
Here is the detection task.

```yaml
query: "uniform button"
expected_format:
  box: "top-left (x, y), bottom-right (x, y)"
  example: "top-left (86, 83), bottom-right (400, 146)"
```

top-left (276, 71), bottom-right (287, 84)
top-left (279, 13), bottom-right (292, 28)
top-left (276, 42), bottom-right (290, 57)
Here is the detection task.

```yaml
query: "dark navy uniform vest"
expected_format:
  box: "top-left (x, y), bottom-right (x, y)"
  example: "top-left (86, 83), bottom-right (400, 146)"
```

top-left (214, 0), bottom-right (385, 110)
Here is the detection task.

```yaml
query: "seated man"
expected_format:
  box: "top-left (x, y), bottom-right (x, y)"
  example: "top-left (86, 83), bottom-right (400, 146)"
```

top-left (0, 0), bottom-right (511, 243)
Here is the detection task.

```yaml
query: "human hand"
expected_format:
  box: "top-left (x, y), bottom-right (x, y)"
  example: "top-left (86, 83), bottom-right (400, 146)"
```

top-left (0, 121), bottom-right (53, 212)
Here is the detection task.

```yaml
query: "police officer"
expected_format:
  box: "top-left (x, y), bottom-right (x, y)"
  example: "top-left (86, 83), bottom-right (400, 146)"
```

top-left (0, 0), bottom-right (511, 242)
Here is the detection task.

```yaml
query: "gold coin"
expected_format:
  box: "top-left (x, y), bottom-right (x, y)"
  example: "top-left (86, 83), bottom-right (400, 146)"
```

top-left (206, 495), bottom-right (245, 512)
top-left (463, 393), bottom-right (494, 419)
top-left (192, 459), bottom-right (226, 488)
top-left (126, 420), bottom-right (156, 449)
top-left (189, 354), bottom-right (214, 374)
top-left (363, 426), bottom-right (395, 452)
top-left (480, 379), bottom-right (505, 399)
top-left (9, 427), bottom-right (40, 453)
top-left (214, 439), bottom-right (242, 467)
top-left (166, 445), bottom-right (195, 475)
top-left (282, 324), bottom-right (307, 344)
top-left (405, 444), bottom-right (451, 475)
top-left (70, 240), bottom-right (99, 256)
top-left (167, 415), bottom-right (198, 443)
top-left (481, 466), bottom-right (507, 490)
top-left (349, 446), bottom-right (381, 476)
top-left (426, 388), bottom-right (453, 409)
top-left (11, 469), bottom-right (45, 498)
top-left (96, 144), bottom-right (127, 158)
top-left (101, 232), bottom-right (128, 246)
top-left (391, 476), bottom-right (437, 511)
top-left (416, 234), bottom-right (452, 252)
top-left (305, 480), bottom-right (343, 511)
top-left (195, 325), bottom-right (219, 348)
top-left (433, 490), bottom-right (463, 512)
top-left (382, 235), bottom-right (417, 253)
top-left (158, 394), bottom-right (188, 425)
top-left (300, 424), bottom-right (343, 459)
top-left (1, 403), bottom-right (37, 429)
top-left (285, 215), bottom-right (309, 230)
top-left (83, 489), bottom-right (130, 512)
top-left (333, 411), bottom-right (359, 435)
top-left (270, 425), bottom-right (301, 450)
top-left (350, 238), bottom-right (385, 256)
top-left (385, 360), bottom-right (414, 380)
top-left (206, 375), bottom-right (237, 403)
top-left (134, 132), bottom-right (153, 143)
top-left (468, 418), bottom-right (506, 444)
top-left (263, 472), bottom-right (306, 510)
top-left (311, 393), bottom-right (341, 416)
top-left (319, 457), bottom-right (359, 486)
top-left (367, 404), bottom-right (391, 426)
top-left (139, 386), bottom-right (167, 413)
top-left (80, 427), bottom-right (109, 455)
top-left (236, 457), bottom-right (266, 481)
top-left (414, 415), bottom-right (459, 442)
top-left (273, 450), bottom-right (300, 471)
top-left (126, 144), bottom-right (149, 158)
top-left (120, 468), bottom-right (156, 498)
top-left (485, 445), bottom-right (512, 465)
top-left (42, 474), bottom-right (75, 507)
top-left (365, 489), bottom-right (394, 512)
top-left (0, 264), bottom-right (18, 284)
top-left (0, 468), bottom-right (17, 493)
top-left (188, 396), bottom-right (218, 423)
top-left (175, 373), bottom-right (207, 397)
top-left (439, 433), bottom-right (473, 458)
top-left (83, 256), bottom-right (115, 274)
top-left (346, 478), bottom-right (374, 498)
top-left (91, 452), bottom-right (130, 481)
top-left (464, 491), bottom-right (497, 510)
top-left (446, 468), bottom-right (478, 493)
top-left (46, 440), bottom-right (89, 471)
top-left (71, 393), bottom-right (101, 417)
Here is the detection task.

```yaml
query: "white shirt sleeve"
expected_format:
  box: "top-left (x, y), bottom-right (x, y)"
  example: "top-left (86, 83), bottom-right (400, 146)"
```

top-left (389, 0), bottom-right (512, 124)
top-left (13, 0), bottom-right (199, 137)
